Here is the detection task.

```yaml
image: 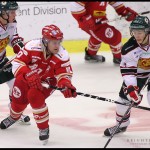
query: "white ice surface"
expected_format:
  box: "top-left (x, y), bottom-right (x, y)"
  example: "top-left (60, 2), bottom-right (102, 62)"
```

top-left (0, 52), bottom-right (150, 148)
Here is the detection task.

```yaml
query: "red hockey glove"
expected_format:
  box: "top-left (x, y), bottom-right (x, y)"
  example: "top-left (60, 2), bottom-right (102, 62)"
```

top-left (79, 14), bottom-right (96, 31)
top-left (120, 7), bottom-right (138, 21)
top-left (25, 70), bottom-right (43, 91)
top-left (124, 85), bottom-right (143, 105)
top-left (11, 37), bottom-right (24, 54)
top-left (58, 78), bottom-right (77, 98)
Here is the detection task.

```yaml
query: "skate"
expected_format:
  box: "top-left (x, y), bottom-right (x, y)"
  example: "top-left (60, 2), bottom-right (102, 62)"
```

top-left (0, 116), bottom-right (16, 129)
top-left (113, 57), bottom-right (121, 64)
top-left (8, 103), bottom-right (31, 125)
top-left (17, 114), bottom-right (31, 125)
top-left (104, 125), bottom-right (127, 136)
top-left (39, 128), bottom-right (49, 145)
top-left (84, 48), bottom-right (105, 63)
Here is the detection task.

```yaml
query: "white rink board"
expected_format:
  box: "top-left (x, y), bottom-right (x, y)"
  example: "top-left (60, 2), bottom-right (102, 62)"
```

top-left (16, 2), bottom-right (150, 41)
top-left (0, 52), bottom-right (150, 148)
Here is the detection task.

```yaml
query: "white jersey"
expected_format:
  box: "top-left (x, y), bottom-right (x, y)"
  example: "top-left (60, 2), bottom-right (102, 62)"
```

top-left (120, 35), bottom-right (150, 87)
top-left (0, 21), bottom-right (18, 61)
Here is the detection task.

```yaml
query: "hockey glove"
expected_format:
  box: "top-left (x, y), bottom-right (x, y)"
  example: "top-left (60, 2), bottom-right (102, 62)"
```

top-left (58, 78), bottom-right (77, 98)
top-left (79, 14), bottom-right (96, 31)
top-left (11, 37), bottom-right (24, 54)
top-left (124, 85), bottom-right (143, 105)
top-left (120, 7), bottom-right (138, 21)
top-left (25, 70), bottom-right (43, 91)
top-left (0, 57), bottom-right (14, 84)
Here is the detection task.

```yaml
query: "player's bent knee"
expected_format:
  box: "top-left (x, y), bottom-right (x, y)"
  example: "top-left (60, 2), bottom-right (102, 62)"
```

top-left (11, 101), bottom-right (27, 112)
top-left (28, 88), bottom-right (45, 108)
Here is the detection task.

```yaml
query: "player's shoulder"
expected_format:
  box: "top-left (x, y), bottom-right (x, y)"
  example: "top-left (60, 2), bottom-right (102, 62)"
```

top-left (121, 37), bottom-right (139, 55)
top-left (24, 38), bottom-right (42, 52)
top-left (54, 46), bottom-right (70, 62)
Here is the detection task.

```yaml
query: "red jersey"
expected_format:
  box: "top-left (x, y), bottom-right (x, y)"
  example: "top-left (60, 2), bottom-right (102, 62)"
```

top-left (12, 38), bottom-right (73, 84)
top-left (70, 2), bottom-right (126, 23)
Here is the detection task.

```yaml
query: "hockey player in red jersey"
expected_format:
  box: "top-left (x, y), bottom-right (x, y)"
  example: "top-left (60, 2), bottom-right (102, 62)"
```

top-left (0, 1), bottom-right (30, 124)
top-left (0, 24), bottom-right (77, 145)
top-left (104, 16), bottom-right (150, 136)
top-left (70, 2), bottom-right (138, 64)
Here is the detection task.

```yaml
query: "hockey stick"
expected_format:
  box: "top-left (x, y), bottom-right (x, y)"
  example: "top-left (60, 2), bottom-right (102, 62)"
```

top-left (42, 84), bottom-right (150, 111)
top-left (0, 54), bottom-right (16, 73)
top-left (103, 101), bottom-right (134, 148)
top-left (100, 10), bottom-right (150, 24)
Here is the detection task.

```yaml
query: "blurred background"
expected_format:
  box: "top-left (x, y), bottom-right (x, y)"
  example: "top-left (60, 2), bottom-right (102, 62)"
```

top-left (6, 2), bottom-right (150, 55)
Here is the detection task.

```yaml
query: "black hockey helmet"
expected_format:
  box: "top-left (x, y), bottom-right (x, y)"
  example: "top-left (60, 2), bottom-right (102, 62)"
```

top-left (0, 1), bottom-right (18, 16)
top-left (130, 16), bottom-right (150, 35)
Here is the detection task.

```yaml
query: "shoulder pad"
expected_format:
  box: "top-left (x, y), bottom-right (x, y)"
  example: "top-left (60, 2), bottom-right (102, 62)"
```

top-left (55, 46), bottom-right (69, 61)
top-left (121, 37), bottom-right (139, 55)
top-left (24, 39), bottom-right (42, 52)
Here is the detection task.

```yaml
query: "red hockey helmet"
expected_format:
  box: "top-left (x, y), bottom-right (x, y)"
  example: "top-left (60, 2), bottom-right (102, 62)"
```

top-left (42, 24), bottom-right (63, 41)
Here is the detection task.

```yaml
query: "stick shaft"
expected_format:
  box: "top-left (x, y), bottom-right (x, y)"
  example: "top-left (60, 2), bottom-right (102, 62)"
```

top-left (104, 102), bottom-right (134, 148)
top-left (47, 85), bottom-right (150, 111)
top-left (100, 10), bottom-right (150, 24)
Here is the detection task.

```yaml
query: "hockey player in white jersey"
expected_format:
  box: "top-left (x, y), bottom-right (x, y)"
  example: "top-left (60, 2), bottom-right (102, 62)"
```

top-left (104, 15), bottom-right (150, 136)
top-left (0, 1), bottom-right (30, 124)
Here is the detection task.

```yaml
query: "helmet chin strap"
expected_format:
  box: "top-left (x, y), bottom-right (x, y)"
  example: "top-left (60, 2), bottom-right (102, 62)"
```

top-left (138, 34), bottom-right (149, 51)
top-left (142, 33), bottom-right (148, 44)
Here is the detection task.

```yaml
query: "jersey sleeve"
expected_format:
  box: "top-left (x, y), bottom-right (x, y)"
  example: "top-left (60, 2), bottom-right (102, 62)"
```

top-left (109, 2), bottom-right (126, 15)
top-left (8, 21), bottom-right (20, 45)
top-left (11, 46), bottom-right (32, 77)
top-left (70, 2), bottom-right (87, 21)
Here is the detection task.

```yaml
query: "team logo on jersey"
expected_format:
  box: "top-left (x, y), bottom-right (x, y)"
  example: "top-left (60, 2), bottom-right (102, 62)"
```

top-left (105, 28), bottom-right (114, 38)
top-left (0, 36), bottom-right (9, 52)
top-left (93, 11), bottom-right (106, 17)
top-left (32, 58), bottom-right (38, 63)
top-left (13, 86), bottom-right (21, 98)
top-left (138, 58), bottom-right (150, 70)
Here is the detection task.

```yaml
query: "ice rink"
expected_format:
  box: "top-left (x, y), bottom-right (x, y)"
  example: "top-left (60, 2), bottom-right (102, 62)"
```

top-left (0, 52), bottom-right (150, 148)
